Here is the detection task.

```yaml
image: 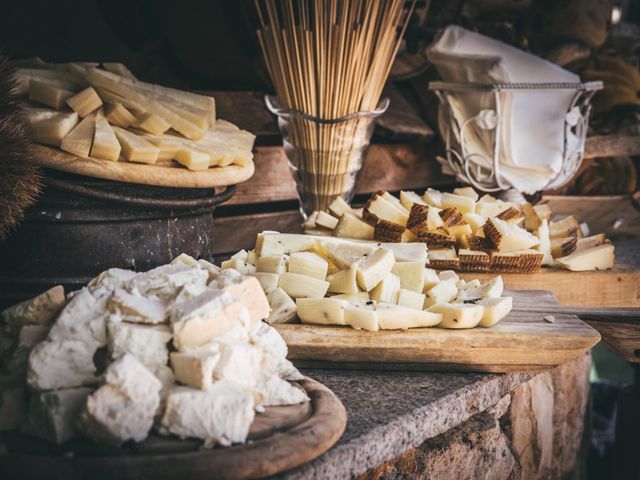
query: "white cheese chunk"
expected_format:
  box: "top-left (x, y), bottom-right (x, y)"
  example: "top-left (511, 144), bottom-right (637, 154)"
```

top-left (108, 289), bottom-right (166, 324)
top-left (127, 263), bottom-right (208, 301)
top-left (1, 285), bottom-right (65, 329)
top-left (252, 272), bottom-right (279, 295)
top-left (107, 320), bottom-right (172, 368)
top-left (47, 287), bottom-right (109, 347)
top-left (170, 346), bottom-right (220, 390)
top-left (22, 387), bottom-right (94, 443)
top-left (327, 264), bottom-right (359, 294)
top-left (296, 298), bottom-right (348, 326)
top-left (422, 269), bottom-right (440, 292)
top-left (208, 274), bottom-right (270, 325)
top-left (256, 375), bottom-right (309, 407)
top-left (376, 304), bottom-right (442, 329)
top-left (454, 276), bottom-right (503, 303)
top-left (391, 262), bottom-right (425, 293)
top-left (556, 244), bottom-right (615, 271)
top-left (279, 273), bottom-right (330, 299)
top-left (441, 192), bottom-right (476, 214)
top-left (345, 304), bottom-right (378, 331)
top-left (159, 382), bottom-right (254, 445)
top-left (477, 297), bottom-right (513, 327)
top-left (256, 254), bottom-right (288, 275)
top-left (288, 252), bottom-right (328, 280)
top-left (27, 340), bottom-right (98, 390)
top-left (213, 342), bottom-right (263, 389)
top-left (221, 258), bottom-right (256, 275)
top-left (321, 241), bottom-right (377, 269)
top-left (396, 289), bottom-right (426, 310)
top-left (356, 248), bottom-right (395, 291)
top-left (266, 288), bottom-right (297, 324)
top-left (426, 279), bottom-right (458, 304)
top-left (370, 273), bottom-right (401, 304)
top-left (427, 303), bottom-right (484, 329)
top-left (380, 243), bottom-right (428, 264)
top-left (333, 213), bottom-right (374, 240)
top-left (88, 268), bottom-right (136, 292)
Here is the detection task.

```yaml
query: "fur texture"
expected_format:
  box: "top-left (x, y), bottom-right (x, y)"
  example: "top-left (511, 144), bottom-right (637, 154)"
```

top-left (0, 52), bottom-right (42, 239)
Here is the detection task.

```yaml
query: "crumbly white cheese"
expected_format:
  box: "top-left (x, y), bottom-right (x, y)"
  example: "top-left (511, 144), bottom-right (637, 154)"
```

top-left (159, 381), bottom-right (255, 445)
top-left (22, 386), bottom-right (94, 443)
top-left (107, 320), bottom-right (172, 368)
top-left (213, 342), bottom-right (262, 389)
top-left (108, 288), bottom-right (167, 324)
top-left (170, 346), bottom-right (220, 390)
top-left (256, 375), bottom-right (309, 407)
top-left (88, 268), bottom-right (137, 292)
top-left (126, 263), bottom-right (208, 301)
top-left (27, 340), bottom-right (98, 390)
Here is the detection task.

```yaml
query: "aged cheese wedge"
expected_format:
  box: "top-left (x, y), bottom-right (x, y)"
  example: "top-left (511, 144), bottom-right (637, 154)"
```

top-left (288, 252), bottom-right (328, 280)
top-left (475, 199), bottom-right (511, 218)
top-left (344, 304), bottom-right (378, 331)
top-left (112, 127), bottom-right (160, 164)
top-left (377, 304), bottom-right (442, 329)
top-left (29, 80), bottom-right (75, 109)
top-left (396, 289), bottom-right (426, 310)
top-left (555, 244), bottom-right (614, 271)
top-left (477, 297), bottom-right (512, 327)
top-left (333, 213), bottom-right (374, 240)
top-left (455, 276), bottom-right (503, 302)
top-left (483, 218), bottom-right (540, 252)
top-left (364, 195), bottom-right (409, 226)
top-left (463, 213), bottom-right (486, 233)
top-left (400, 190), bottom-right (428, 210)
top-left (91, 113), bottom-right (121, 161)
top-left (175, 147), bottom-right (209, 171)
top-left (321, 241), bottom-right (377, 270)
top-left (327, 264), bottom-right (359, 294)
top-left (550, 236), bottom-right (577, 258)
top-left (535, 219), bottom-right (554, 265)
top-left (427, 303), bottom-right (484, 329)
top-left (28, 110), bottom-right (79, 146)
top-left (426, 278), bottom-right (458, 304)
top-left (458, 249), bottom-right (491, 272)
top-left (440, 207), bottom-right (465, 228)
top-left (575, 233), bottom-right (606, 252)
top-left (252, 272), bottom-right (279, 295)
top-left (496, 207), bottom-right (525, 224)
top-left (328, 197), bottom-right (356, 218)
top-left (256, 233), bottom-right (317, 256)
top-left (220, 258), bottom-right (255, 275)
top-left (134, 112), bottom-right (171, 135)
top-left (66, 87), bottom-right (103, 117)
top-left (446, 223), bottom-right (473, 242)
top-left (296, 298), bottom-right (348, 325)
top-left (279, 273), bottom-right (329, 299)
top-left (370, 273), bottom-right (401, 304)
top-left (257, 254), bottom-right (288, 275)
top-left (104, 103), bottom-right (136, 128)
top-left (162, 100), bottom-right (210, 130)
top-left (441, 192), bottom-right (476, 214)
top-left (373, 219), bottom-right (405, 242)
top-left (549, 215), bottom-right (580, 238)
top-left (381, 243), bottom-right (427, 264)
top-left (266, 288), bottom-right (297, 324)
top-left (427, 248), bottom-right (459, 269)
top-left (422, 188), bottom-right (443, 207)
top-left (60, 112), bottom-right (96, 158)
top-left (315, 211), bottom-right (339, 230)
top-left (391, 262), bottom-right (425, 293)
top-left (143, 134), bottom-right (181, 161)
top-left (356, 248), bottom-right (395, 291)
top-left (453, 187), bottom-right (479, 201)
top-left (380, 192), bottom-right (407, 211)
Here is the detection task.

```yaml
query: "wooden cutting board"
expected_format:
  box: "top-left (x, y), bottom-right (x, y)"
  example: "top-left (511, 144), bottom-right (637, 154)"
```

top-left (28, 145), bottom-right (255, 188)
top-left (0, 377), bottom-right (346, 480)
top-left (274, 290), bottom-right (601, 373)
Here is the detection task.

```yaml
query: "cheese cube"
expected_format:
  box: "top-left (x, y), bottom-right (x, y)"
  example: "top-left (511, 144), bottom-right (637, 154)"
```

top-left (279, 272), bottom-right (330, 298)
top-left (344, 304), bottom-right (379, 331)
top-left (289, 252), bottom-right (329, 280)
top-left (256, 233), bottom-right (318, 256)
top-left (356, 248), bottom-right (395, 292)
top-left (212, 342), bottom-right (262, 388)
top-left (315, 211), bottom-right (339, 230)
top-left (1, 285), bottom-right (65, 329)
top-left (255, 375), bottom-right (309, 407)
top-left (257, 254), bottom-right (289, 275)
top-left (27, 340), bottom-right (98, 390)
top-left (365, 195), bottom-right (409, 226)
top-left (107, 320), bottom-right (172, 368)
top-left (455, 276), bottom-right (504, 302)
top-left (170, 347), bottom-right (220, 390)
top-left (370, 273), bottom-right (401, 304)
top-left (376, 304), bottom-right (442, 329)
top-left (399, 190), bottom-right (428, 210)
top-left (66, 87), bottom-right (103, 117)
top-left (396, 289), bottom-right (426, 310)
top-left (426, 279), bottom-right (458, 304)
top-left (297, 298), bottom-right (348, 326)
top-left (252, 272), bottom-right (280, 294)
top-left (427, 303), bottom-right (484, 329)
top-left (108, 288), bottom-right (166, 324)
top-left (23, 387), bottom-right (94, 445)
top-left (391, 262), bottom-right (425, 293)
top-left (453, 187), bottom-right (479, 201)
top-left (327, 264), bottom-right (360, 294)
top-left (477, 297), bottom-right (513, 327)
top-left (134, 112), bottom-right (171, 135)
top-left (328, 196), bottom-right (356, 218)
top-left (159, 382), bottom-right (254, 445)
top-left (266, 288), bottom-right (297, 324)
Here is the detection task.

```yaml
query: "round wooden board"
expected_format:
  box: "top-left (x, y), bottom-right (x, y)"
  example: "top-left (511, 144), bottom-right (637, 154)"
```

top-left (0, 377), bottom-right (346, 480)
top-left (29, 145), bottom-right (255, 188)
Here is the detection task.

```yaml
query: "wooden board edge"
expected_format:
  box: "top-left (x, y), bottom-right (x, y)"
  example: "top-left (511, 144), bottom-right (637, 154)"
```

top-left (29, 145), bottom-right (255, 188)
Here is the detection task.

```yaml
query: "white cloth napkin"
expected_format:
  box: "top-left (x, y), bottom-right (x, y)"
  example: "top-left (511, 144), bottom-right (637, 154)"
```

top-left (427, 26), bottom-right (580, 193)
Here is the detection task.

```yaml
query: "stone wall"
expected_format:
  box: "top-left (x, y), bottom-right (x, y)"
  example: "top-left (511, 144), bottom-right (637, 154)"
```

top-left (359, 353), bottom-right (591, 480)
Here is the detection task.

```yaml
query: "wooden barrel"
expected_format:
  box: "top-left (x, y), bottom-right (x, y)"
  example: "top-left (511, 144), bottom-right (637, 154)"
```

top-left (0, 169), bottom-right (235, 308)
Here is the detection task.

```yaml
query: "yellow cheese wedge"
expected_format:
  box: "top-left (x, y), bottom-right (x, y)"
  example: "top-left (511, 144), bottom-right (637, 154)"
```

top-left (365, 195), bottom-right (409, 226)
top-left (441, 192), bottom-right (476, 214)
top-left (134, 112), bottom-right (171, 135)
top-left (296, 298), bottom-right (348, 325)
top-left (266, 288), bottom-right (297, 324)
top-left (104, 103), bottom-right (136, 128)
top-left (175, 147), bottom-right (209, 171)
top-left (399, 190), bottom-right (428, 210)
top-left (60, 112), bottom-right (96, 158)
top-left (328, 197), bottom-right (356, 218)
top-left (555, 244), bottom-right (614, 271)
top-left (112, 127), bottom-right (160, 164)
top-left (333, 213), bottom-right (374, 240)
top-left (91, 113), bottom-right (121, 161)
top-left (377, 303), bottom-right (442, 329)
top-left (345, 304), bottom-right (378, 331)
top-left (142, 134), bottom-right (181, 161)
top-left (279, 273), bottom-right (329, 299)
top-left (28, 110), bottom-right (79, 146)
top-left (356, 248), bottom-right (395, 292)
top-left (288, 252), bottom-right (328, 280)
top-left (427, 303), bottom-right (484, 329)
top-left (66, 87), bottom-right (103, 117)
top-left (29, 80), bottom-right (74, 109)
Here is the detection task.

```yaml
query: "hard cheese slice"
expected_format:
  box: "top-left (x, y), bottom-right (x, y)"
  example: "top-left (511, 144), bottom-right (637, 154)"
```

top-left (91, 113), bottom-right (121, 161)
top-left (60, 112), bottom-right (96, 158)
top-left (112, 127), bottom-right (159, 164)
top-left (27, 110), bottom-right (79, 147)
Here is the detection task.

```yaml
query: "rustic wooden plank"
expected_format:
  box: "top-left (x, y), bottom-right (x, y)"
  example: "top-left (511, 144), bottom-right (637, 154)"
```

top-left (273, 290), bottom-right (600, 373)
top-left (225, 142), bottom-right (452, 206)
top-left (584, 135), bottom-right (640, 159)
top-left (541, 194), bottom-right (640, 237)
top-left (586, 321), bottom-right (640, 364)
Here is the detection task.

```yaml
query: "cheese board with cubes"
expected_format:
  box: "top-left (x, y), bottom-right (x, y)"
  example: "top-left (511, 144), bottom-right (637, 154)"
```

top-left (222, 231), bottom-right (600, 372)
top-left (0, 256), bottom-right (346, 479)
top-left (15, 61), bottom-right (255, 188)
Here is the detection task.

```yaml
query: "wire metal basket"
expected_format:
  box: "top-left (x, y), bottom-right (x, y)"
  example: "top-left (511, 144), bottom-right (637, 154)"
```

top-left (429, 81), bottom-right (603, 192)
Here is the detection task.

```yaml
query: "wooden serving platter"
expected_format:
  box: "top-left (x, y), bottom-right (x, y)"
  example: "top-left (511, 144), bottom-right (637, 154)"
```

top-left (0, 377), bottom-right (346, 480)
top-left (274, 290), bottom-right (601, 373)
top-left (28, 145), bottom-right (255, 188)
